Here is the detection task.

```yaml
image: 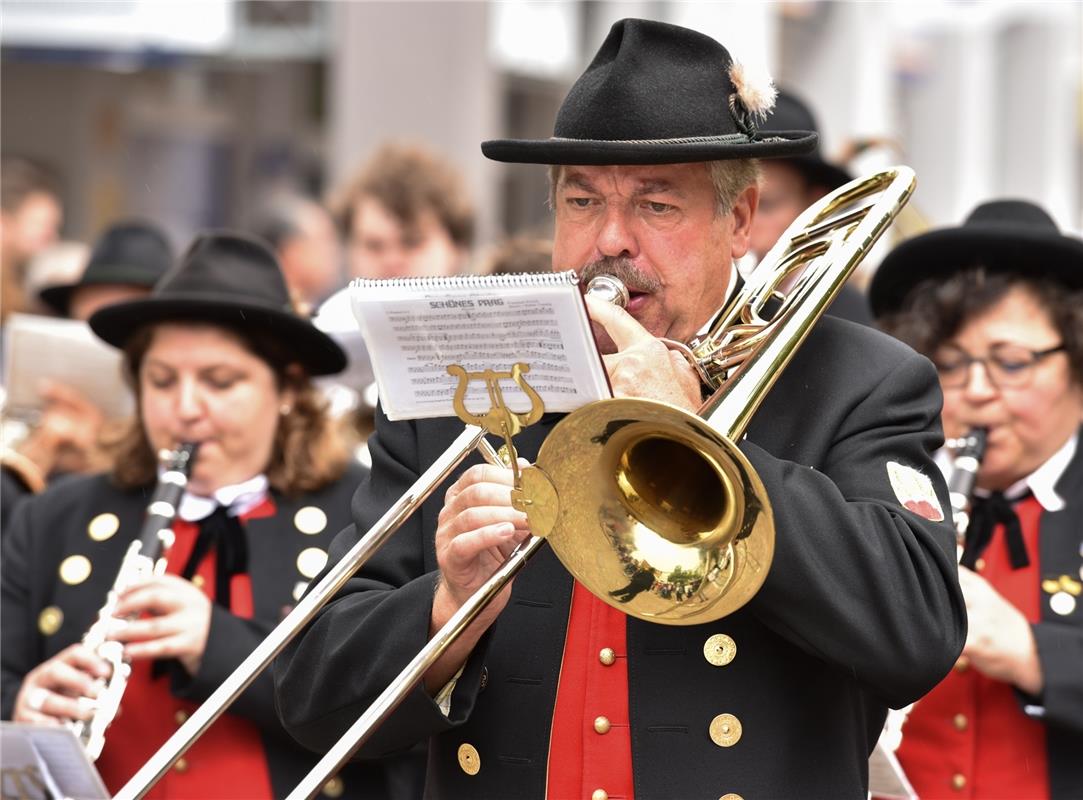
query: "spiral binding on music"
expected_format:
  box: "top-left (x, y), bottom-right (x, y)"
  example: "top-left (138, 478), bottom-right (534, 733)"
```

top-left (350, 269), bottom-right (580, 292)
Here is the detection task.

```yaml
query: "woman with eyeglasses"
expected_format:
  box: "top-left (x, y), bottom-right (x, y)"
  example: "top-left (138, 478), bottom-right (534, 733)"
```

top-left (871, 199), bottom-right (1083, 799)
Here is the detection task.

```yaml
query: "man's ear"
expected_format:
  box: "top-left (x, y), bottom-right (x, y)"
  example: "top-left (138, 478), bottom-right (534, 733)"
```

top-left (729, 184), bottom-right (759, 260)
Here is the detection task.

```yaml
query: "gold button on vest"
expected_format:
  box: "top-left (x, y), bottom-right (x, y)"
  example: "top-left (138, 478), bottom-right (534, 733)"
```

top-left (709, 713), bottom-right (742, 747)
top-left (37, 606), bottom-right (63, 636)
top-left (591, 790), bottom-right (608, 800)
top-left (703, 634), bottom-right (736, 666)
top-left (593, 716), bottom-right (611, 735)
top-left (952, 773), bottom-right (966, 791)
top-left (952, 713), bottom-right (967, 731)
top-left (87, 513), bottom-right (120, 542)
top-left (598, 647), bottom-right (616, 666)
top-left (457, 743), bottom-right (480, 776)
top-left (174, 757), bottom-right (189, 773)
top-left (174, 710), bottom-right (189, 725)
top-left (322, 776), bottom-right (344, 798)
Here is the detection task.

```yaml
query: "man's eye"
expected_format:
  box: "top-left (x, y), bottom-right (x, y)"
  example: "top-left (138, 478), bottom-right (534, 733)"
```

top-left (644, 201), bottom-right (673, 214)
top-left (566, 197), bottom-right (594, 208)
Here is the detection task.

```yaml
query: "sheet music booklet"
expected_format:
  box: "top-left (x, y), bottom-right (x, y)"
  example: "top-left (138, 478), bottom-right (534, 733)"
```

top-left (350, 271), bottom-right (611, 421)
top-left (0, 722), bottom-right (109, 800)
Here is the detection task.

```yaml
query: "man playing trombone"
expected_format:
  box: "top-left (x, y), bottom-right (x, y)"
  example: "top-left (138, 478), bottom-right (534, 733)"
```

top-left (276, 19), bottom-right (966, 799)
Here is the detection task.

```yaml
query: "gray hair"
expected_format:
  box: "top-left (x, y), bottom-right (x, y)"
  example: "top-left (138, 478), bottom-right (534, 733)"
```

top-left (547, 160), bottom-right (761, 216)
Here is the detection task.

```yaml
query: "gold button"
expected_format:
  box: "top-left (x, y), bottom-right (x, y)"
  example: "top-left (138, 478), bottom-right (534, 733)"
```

top-left (294, 506), bottom-right (328, 535)
top-left (174, 757), bottom-right (189, 773)
top-left (709, 713), bottom-right (742, 747)
top-left (952, 773), bottom-right (966, 791)
top-left (593, 716), bottom-right (611, 735)
top-left (38, 606), bottom-right (63, 636)
top-left (954, 656), bottom-right (970, 673)
top-left (174, 710), bottom-right (189, 725)
top-left (322, 776), bottom-right (344, 798)
top-left (974, 558), bottom-right (986, 572)
top-left (704, 633), bottom-right (736, 666)
top-left (59, 555), bottom-right (92, 585)
top-left (1042, 578), bottom-right (1062, 594)
top-left (87, 513), bottom-right (120, 542)
top-left (599, 647), bottom-right (616, 666)
top-left (953, 713), bottom-right (967, 731)
top-left (297, 547), bottom-right (328, 579)
top-left (192, 575), bottom-right (206, 589)
top-left (457, 743), bottom-right (480, 776)
top-left (592, 790), bottom-right (609, 800)
top-left (720, 795), bottom-right (744, 800)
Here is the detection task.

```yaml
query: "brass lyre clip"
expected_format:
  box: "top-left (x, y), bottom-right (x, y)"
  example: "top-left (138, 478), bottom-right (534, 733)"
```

top-left (446, 362), bottom-right (558, 536)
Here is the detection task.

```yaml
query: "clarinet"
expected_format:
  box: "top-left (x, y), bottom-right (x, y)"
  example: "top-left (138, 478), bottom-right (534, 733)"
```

top-left (71, 442), bottom-right (199, 761)
top-left (946, 427), bottom-right (988, 555)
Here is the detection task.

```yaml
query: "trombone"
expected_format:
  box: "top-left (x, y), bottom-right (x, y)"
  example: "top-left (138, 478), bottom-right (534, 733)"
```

top-left (116, 166), bottom-right (915, 800)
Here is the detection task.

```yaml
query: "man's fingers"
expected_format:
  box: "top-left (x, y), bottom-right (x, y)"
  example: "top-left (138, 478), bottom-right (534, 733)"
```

top-left (585, 295), bottom-right (655, 352)
top-left (444, 522), bottom-right (523, 564)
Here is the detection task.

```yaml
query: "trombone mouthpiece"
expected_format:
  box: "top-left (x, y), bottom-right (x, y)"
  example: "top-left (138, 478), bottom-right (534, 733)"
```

top-left (584, 275), bottom-right (629, 309)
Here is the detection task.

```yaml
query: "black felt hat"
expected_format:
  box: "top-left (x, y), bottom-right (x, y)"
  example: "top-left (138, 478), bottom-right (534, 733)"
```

top-left (39, 220), bottom-right (173, 315)
top-left (869, 199), bottom-right (1083, 317)
top-left (760, 90), bottom-right (851, 190)
top-left (481, 18), bottom-right (817, 165)
top-left (89, 232), bottom-right (346, 376)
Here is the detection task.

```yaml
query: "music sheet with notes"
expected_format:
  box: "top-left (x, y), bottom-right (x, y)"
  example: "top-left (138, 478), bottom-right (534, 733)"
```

top-left (350, 271), bottom-right (611, 421)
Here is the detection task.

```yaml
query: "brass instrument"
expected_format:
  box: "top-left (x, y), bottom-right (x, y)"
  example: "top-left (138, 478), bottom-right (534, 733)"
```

top-left (73, 442), bottom-right (198, 760)
top-left (116, 166), bottom-right (915, 800)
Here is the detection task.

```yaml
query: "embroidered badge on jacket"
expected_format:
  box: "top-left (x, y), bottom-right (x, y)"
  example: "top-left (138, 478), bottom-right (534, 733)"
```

top-left (886, 461), bottom-right (945, 522)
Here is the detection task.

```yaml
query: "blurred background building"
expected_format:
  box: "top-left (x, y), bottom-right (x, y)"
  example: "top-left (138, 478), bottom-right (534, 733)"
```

top-left (3, 0), bottom-right (1081, 259)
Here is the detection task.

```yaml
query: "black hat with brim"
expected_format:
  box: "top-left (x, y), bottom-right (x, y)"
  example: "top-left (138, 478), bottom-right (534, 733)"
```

top-left (869, 199), bottom-right (1083, 317)
top-left (760, 91), bottom-right (851, 190)
top-left (481, 19), bottom-right (817, 165)
top-left (89, 232), bottom-right (346, 376)
top-left (39, 220), bottom-right (173, 315)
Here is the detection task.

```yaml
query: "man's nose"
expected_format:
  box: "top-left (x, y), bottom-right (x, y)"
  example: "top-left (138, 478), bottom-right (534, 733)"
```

top-left (596, 206), bottom-right (638, 260)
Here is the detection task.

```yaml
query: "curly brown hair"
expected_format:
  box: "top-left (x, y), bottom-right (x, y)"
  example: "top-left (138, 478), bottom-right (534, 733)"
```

top-left (329, 142), bottom-right (475, 249)
top-left (877, 266), bottom-right (1083, 387)
top-left (106, 323), bottom-right (349, 495)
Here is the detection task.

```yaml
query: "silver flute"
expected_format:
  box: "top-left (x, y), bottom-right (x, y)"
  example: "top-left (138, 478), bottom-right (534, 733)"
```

top-left (71, 442), bottom-right (199, 760)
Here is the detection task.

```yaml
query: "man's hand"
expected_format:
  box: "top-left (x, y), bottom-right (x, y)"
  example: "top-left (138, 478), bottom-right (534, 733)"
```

top-left (959, 566), bottom-right (1043, 695)
top-left (12, 644), bottom-right (110, 725)
top-left (585, 295), bottom-right (703, 412)
top-left (426, 463), bottom-right (531, 692)
top-left (111, 574), bottom-right (213, 677)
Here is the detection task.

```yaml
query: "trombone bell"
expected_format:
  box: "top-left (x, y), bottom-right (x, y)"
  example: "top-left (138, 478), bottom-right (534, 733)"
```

top-left (530, 397), bottom-right (774, 625)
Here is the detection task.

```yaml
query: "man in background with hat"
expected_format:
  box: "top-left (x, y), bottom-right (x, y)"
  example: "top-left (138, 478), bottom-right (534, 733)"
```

top-left (749, 89), bottom-right (873, 326)
top-left (277, 19), bottom-right (965, 798)
top-left (872, 199), bottom-right (1083, 799)
top-left (2, 221), bottom-right (173, 521)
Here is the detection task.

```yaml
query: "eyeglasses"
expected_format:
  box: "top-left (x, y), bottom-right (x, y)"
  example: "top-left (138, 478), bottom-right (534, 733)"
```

top-left (933, 342), bottom-right (1067, 389)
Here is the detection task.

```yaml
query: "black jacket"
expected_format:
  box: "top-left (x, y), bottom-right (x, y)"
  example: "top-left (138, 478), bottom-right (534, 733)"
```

top-left (276, 317), bottom-right (967, 799)
top-left (2, 463), bottom-right (423, 800)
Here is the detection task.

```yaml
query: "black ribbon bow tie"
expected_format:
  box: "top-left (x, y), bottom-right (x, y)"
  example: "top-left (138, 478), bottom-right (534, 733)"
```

top-left (181, 505), bottom-right (250, 608)
top-left (961, 491), bottom-right (1031, 571)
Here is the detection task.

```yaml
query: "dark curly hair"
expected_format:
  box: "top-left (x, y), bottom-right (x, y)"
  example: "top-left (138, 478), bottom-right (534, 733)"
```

top-left (878, 266), bottom-right (1083, 387)
top-left (105, 322), bottom-right (349, 495)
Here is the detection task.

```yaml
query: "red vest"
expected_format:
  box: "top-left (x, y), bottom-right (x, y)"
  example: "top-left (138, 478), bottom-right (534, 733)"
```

top-left (95, 499), bottom-right (277, 800)
top-left (547, 581), bottom-right (635, 800)
top-left (897, 496), bottom-right (1048, 799)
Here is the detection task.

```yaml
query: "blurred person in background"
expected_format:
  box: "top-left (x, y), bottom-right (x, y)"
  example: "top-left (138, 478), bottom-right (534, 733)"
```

top-left (248, 193), bottom-right (343, 317)
top-left (872, 199), bottom-right (1083, 799)
top-left (1, 232), bottom-right (423, 800)
top-left (1, 157), bottom-right (63, 325)
top-left (1, 222), bottom-right (174, 524)
top-left (22, 241), bottom-right (90, 317)
top-left (479, 236), bottom-right (553, 276)
top-left (315, 143), bottom-right (476, 453)
top-left (749, 90), bottom-right (874, 326)
top-left (330, 141), bottom-right (475, 281)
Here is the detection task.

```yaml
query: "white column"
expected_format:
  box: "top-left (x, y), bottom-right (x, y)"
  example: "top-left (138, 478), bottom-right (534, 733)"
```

top-left (326, 1), bottom-right (499, 246)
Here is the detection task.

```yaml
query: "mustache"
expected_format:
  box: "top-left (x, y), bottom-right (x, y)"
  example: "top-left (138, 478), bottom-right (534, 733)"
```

top-left (578, 257), bottom-right (661, 294)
